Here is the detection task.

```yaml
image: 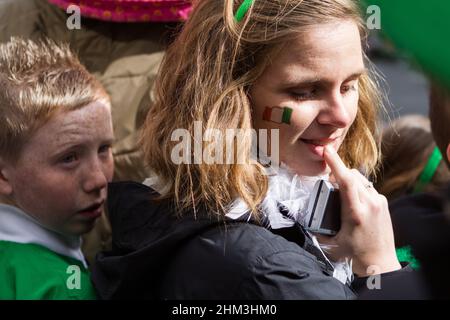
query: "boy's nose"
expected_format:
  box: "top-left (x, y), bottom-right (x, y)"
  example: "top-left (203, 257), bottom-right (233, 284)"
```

top-left (83, 160), bottom-right (110, 193)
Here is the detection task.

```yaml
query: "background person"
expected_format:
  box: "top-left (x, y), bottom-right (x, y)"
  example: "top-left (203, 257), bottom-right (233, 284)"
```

top-left (375, 114), bottom-right (449, 201)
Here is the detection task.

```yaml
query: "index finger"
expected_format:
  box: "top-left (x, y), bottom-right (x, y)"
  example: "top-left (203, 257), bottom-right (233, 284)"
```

top-left (323, 146), bottom-right (350, 184)
top-left (323, 146), bottom-right (361, 223)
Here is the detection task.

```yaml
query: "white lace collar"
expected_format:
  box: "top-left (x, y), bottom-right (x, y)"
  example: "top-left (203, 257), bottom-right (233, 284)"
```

top-left (226, 164), bottom-right (326, 228)
top-left (225, 164), bottom-right (353, 285)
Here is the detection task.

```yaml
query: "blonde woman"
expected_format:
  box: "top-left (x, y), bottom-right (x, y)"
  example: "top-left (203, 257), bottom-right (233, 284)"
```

top-left (93, 0), bottom-right (408, 299)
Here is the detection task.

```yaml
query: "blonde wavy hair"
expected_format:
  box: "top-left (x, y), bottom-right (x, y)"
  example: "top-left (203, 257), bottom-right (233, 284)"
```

top-left (141, 0), bottom-right (384, 218)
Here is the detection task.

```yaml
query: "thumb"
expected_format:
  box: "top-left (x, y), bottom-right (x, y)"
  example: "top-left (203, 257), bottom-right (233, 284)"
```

top-left (329, 173), bottom-right (337, 184)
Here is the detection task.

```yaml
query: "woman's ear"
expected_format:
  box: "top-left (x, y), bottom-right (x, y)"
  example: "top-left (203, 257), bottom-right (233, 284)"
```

top-left (0, 159), bottom-right (13, 195)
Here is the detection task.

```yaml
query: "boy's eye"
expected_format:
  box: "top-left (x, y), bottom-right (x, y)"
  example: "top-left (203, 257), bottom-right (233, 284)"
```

top-left (60, 153), bottom-right (78, 164)
top-left (98, 144), bottom-right (111, 154)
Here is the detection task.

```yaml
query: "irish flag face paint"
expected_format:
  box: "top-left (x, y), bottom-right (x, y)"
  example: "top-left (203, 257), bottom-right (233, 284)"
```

top-left (262, 106), bottom-right (293, 125)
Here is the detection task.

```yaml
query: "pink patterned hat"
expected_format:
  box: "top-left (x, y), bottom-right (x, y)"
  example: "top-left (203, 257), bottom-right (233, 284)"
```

top-left (48, 0), bottom-right (192, 22)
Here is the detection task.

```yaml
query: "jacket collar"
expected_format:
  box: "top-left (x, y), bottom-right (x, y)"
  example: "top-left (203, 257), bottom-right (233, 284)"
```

top-left (0, 204), bottom-right (87, 267)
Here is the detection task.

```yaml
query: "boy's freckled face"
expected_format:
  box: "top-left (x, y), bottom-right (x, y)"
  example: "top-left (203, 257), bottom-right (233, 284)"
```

top-left (6, 101), bottom-right (114, 236)
top-left (251, 20), bottom-right (364, 176)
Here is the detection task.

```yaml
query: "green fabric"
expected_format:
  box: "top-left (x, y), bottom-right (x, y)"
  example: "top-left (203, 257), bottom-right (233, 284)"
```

top-left (413, 146), bottom-right (443, 193)
top-left (396, 246), bottom-right (420, 270)
top-left (363, 0), bottom-right (450, 89)
top-left (0, 241), bottom-right (97, 300)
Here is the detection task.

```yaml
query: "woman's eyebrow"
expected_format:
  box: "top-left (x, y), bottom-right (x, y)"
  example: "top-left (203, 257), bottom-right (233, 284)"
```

top-left (282, 69), bottom-right (366, 87)
top-left (280, 76), bottom-right (321, 88)
top-left (344, 69), bottom-right (366, 81)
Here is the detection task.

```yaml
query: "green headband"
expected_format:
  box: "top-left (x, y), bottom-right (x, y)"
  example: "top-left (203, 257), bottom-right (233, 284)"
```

top-left (235, 0), bottom-right (254, 22)
top-left (413, 146), bottom-right (443, 193)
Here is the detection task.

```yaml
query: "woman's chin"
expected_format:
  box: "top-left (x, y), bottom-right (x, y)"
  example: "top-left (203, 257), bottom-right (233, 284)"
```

top-left (285, 159), bottom-right (330, 177)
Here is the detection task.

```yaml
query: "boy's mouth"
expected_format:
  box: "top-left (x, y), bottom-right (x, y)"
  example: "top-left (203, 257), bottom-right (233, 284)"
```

top-left (78, 200), bottom-right (104, 219)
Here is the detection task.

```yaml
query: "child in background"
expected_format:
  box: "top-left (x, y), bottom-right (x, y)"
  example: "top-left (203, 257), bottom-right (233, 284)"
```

top-left (375, 114), bottom-right (450, 201)
top-left (375, 114), bottom-right (450, 270)
top-left (0, 38), bottom-right (114, 299)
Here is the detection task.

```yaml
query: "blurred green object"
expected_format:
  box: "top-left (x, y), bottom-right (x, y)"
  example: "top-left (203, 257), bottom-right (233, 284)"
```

top-left (363, 0), bottom-right (450, 89)
top-left (396, 246), bottom-right (421, 270)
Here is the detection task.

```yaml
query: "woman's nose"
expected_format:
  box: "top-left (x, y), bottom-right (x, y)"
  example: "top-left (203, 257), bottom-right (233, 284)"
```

top-left (317, 93), bottom-right (353, 128)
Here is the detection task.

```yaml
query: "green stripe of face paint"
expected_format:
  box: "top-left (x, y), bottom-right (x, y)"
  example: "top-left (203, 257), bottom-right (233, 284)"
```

top-left (282, 107), bottom-right (293, 124)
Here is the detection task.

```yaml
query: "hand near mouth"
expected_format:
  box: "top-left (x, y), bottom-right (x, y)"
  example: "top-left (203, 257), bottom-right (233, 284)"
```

top-left (317, 145), bottom-right (401, 277)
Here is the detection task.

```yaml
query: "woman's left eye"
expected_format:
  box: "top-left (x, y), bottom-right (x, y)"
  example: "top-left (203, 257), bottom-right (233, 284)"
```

top-left (341, 82), bottom-right (358, 94)
top-left (291, 89), bottom-right (317, 101)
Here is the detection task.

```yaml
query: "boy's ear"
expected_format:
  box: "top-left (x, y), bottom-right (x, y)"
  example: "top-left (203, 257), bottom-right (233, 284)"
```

top-left (0, 158), bottom-right (13, 195)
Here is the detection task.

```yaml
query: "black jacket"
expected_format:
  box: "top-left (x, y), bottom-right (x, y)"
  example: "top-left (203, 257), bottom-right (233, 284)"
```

top-left (388, 183), bottom-right (450, 299)
top-left (360, 183), bottom-right (450, 299)
top-left (92, 181), bottom-right (410, 300)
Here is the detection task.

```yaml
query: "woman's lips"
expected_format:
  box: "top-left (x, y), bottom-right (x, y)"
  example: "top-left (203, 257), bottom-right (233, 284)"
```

top-left (300, 137), bottom-right (339, 157)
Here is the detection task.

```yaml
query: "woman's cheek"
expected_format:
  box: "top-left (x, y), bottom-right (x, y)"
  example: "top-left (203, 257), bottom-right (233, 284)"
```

top-left (288, 106), bottom-right (316, 130)
top-left (349, 92), bottom-right (360, 122)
